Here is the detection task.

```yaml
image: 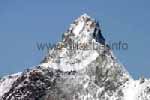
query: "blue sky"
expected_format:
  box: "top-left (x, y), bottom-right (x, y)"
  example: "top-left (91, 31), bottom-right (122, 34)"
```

top-left (0, 0), bottom-right (150, 79)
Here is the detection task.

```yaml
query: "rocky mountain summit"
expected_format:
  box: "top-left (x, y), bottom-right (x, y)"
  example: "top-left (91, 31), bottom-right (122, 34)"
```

top-left (0, 14), bottom-right (150, 100)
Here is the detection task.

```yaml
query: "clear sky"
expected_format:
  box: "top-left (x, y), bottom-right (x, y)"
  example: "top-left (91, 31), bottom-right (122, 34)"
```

top-left (0, 0), bottom-right (150, 79)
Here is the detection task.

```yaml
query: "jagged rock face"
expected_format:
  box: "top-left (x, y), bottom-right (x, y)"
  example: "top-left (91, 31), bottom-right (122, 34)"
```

top-left (1, 68), bottom-right (56, 100)
top-left (0, 14), bottom-right (150, 100)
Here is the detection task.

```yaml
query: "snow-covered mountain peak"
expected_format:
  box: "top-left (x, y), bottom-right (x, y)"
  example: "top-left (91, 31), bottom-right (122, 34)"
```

top-left (0, 14), bottom-right (150, 100)
top-left (63, 14), bottom-right (105, 44)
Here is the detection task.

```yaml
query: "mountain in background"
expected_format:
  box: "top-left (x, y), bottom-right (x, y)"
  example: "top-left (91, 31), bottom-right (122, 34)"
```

top-left (0, 14), bottom-right (150, 100)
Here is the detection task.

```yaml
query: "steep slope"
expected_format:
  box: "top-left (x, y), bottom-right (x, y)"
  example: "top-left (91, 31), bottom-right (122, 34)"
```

top-left (0, 14), bottom-right (150, 100)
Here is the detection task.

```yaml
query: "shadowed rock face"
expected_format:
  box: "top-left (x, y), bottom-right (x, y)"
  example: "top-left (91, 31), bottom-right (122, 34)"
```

top-left (0, 14), bottom-right (150, 100)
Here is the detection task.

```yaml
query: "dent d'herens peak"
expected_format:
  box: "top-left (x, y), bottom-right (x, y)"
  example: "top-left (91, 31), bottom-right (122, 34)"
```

top-left (0, 14), bottom-right (150, 100)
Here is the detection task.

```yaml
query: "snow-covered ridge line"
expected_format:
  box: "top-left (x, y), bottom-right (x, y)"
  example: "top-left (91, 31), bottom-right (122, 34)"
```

top-left (0, 72), bottom-right (21, 98)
